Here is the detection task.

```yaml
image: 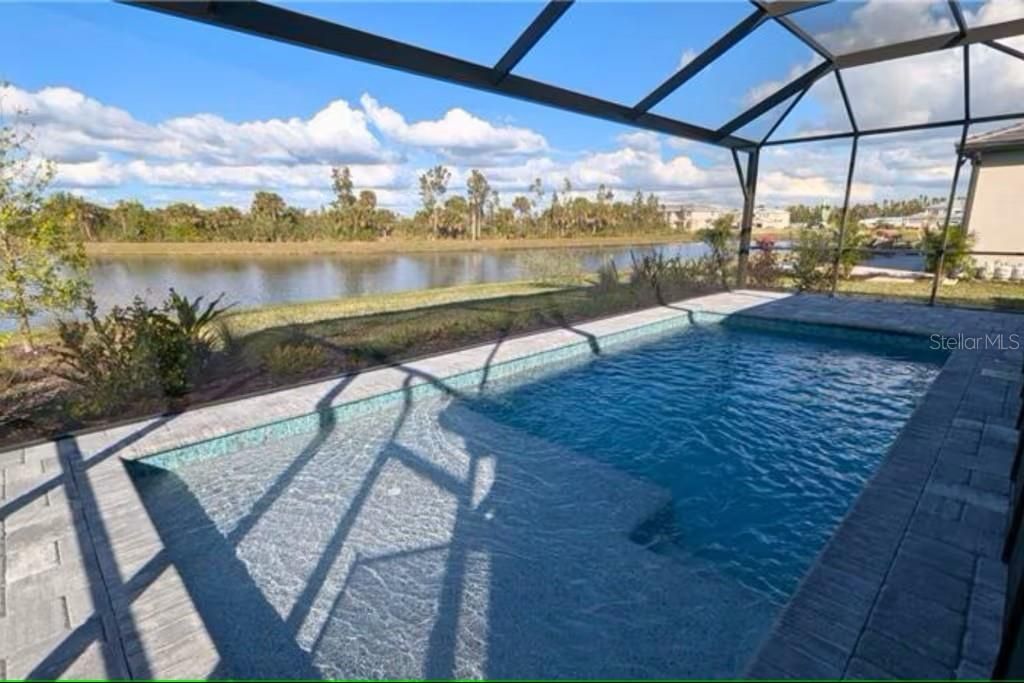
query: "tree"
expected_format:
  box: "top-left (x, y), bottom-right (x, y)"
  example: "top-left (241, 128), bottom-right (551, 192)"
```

top-left (699, 213), bottom-right (738, 290)
top-left (354, 190), bottom-right (378, 237)
top-left (109, 200), bottom-right (154, 240)
top-left (0, 99), bottom-right (90, 350)
top-left (207, 206), bottom-right (244, 240)
top-left (441, 195), bottom-right (468, 237)
top-left (512, 195), bottom-right (532, 224)
top-left (331, 166), bottom-right (357, 236)
top-left (593, 184), bottom-right (614, 235)
top-left (419, 165), bottom-right (451, 238)
top-left (249, 191), bottom-right (288, 241)
top-left (529, 177), bottom-right (545, 234)
top-left (466, 169), bottom-right (492, 241)
top-left (558, 178), bottom-right (573, 237)
top-left (923, 225), bottom-right (974, 276)
top-left (40, 192), bottom-right (107, 242)
top-left (331, 166), bottom-right (356, 211)
top-left (160, 202), bottom-right (206, 241)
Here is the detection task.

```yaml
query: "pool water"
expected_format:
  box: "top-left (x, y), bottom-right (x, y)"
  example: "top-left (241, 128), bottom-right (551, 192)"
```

top-left (466, 322), bottom-right (944, 601)
top-left (132, 320), bottom-right (944, 679)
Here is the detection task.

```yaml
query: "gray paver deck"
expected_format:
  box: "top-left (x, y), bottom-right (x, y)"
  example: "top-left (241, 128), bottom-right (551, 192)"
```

top-left (0, 289), bottom-right (1019, 679)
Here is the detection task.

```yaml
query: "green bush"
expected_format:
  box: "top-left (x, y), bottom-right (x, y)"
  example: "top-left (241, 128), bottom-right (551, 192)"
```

top-left (54, 290), bottom-right (231, 418)
top-left (0, 347), bottom-right (15, 395)
top-left (791, 227), bottom-right (834, 292)
top-left (592, 259), bottom-right (621, 294)
top-left (747, 239), bottom-right (781, 288)
top-left (629, 251), bottom-right (672, 294)
top-left (834, 217), bottom-right (867, 278)
top-left (628, 250), bottom-right (720, 302)
top-left (923, 225), bottom-right (974, 276)
top-left (263, 342), bottom-right (330, 380)
top-left (699, 215), bottom-right (738, 289)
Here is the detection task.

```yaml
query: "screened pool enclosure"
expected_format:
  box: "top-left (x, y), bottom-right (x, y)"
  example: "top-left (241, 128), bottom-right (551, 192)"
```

top-left (128, 0), bottom-right (1024, 302)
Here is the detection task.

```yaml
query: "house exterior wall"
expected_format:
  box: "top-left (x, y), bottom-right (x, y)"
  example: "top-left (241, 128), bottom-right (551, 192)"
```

top-left (965, 149), bottom-right (1024, 271)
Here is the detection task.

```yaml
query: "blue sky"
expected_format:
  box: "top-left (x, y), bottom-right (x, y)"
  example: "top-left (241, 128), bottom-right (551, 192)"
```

top-left (2, 1), bottom-right (1022, 212)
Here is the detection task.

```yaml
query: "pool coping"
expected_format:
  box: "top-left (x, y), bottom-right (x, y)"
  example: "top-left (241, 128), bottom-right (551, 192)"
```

top-left (742, 296), bottom-right (1023, 679)
top-left (3, 289), bottom-right (1022, 678)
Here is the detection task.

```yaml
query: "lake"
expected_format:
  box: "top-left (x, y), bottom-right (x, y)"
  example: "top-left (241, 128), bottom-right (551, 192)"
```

top-left (3, 241), bottom-right (923, 330)
top-left (85, 241), bottom-right (711, 312)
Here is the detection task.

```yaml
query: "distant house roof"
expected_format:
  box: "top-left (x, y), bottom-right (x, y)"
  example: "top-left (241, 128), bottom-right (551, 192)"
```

top-left (960, 122), bottom-right (1024, 155)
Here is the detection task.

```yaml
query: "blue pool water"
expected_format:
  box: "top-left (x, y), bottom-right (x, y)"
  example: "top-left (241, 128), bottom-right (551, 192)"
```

top-left (132, 319), bottom-right (944, 679)
top-left (465, 321), bottom-right (944, 602)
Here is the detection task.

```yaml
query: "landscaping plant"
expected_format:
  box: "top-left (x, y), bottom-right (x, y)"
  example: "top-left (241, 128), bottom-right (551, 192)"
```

top-left (923, 224), bottom-right (974, 276)
top-left (747, 238), bottom-right (781, 289)
top-left (54, 290), bottom-right (231, 418)
top-left (699, 214), bottom-right (738, 290)
top-left (0, 89), bottom-right (90, 350)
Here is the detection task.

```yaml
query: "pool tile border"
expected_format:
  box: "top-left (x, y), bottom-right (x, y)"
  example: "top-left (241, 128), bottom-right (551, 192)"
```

top-left (138, 307), bottom-right (704, 471)
top-left (137, 297), bottom-right (946, 473)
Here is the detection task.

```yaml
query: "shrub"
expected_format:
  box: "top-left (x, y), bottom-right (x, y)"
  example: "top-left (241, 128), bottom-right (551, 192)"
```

top-left (629, 250), bottom-right (720, 302)
top-left (54, 290), bottom-right (231, 418)
top-left (699, 215), bottom-right (738, 290)
top-left (834, 217), bottom-right (867, 278)
top-left (747, 238), bottom-right (781, 288)
top-left (522, 251), bottom-right (587, 285)
top-left (923, 225), bottom-right (974, 276)
top-left (791, 227), bottom-right (834, 292)
top-left (0, 347), bottom-right (15, 395)
top-left (592, 259), bottom-right (621, 294)
top-left (629, 250), bottom-right (671, 294)
top-left (263, 342), bottom-right (330, 380)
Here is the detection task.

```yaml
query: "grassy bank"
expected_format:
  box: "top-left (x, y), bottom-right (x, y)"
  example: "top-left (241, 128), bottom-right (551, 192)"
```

top-left (226, 281), bottom-right (562, 333)
top-left (0, 277), bottom-right (718, 448)
top-left (85, 234), bottom-right (696, 258)
top-left (837, 278), bottom-right (1024, 312)
top-left (7, 268), bottom-right (1024, 450)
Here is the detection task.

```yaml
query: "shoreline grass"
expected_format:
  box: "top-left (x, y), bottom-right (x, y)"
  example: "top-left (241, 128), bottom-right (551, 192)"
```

top-left (225, 281), bottom-right (565, 333)
top-left (85, 234), bottom-right (698, 258)
top-left (837, 277), bottom-right (1024, 312)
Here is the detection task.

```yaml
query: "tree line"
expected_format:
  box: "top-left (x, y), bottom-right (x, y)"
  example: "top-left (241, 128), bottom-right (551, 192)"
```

top-left (787, 196), bottom-right (947, 225)
top-left (35, 165), bottom-right (673, 244)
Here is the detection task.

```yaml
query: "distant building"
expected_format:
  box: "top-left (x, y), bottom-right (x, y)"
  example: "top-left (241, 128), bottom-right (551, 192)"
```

top-left (661, 204), bottom-right (737, 231)
top-left (858, 198), bottom-right (965, 231)
top-left (959, 122), bottom-right (1024, 269)
top-left (753, 206), bottom-right (790, 231)
top-left (661, 203), bottom-right (789, 231)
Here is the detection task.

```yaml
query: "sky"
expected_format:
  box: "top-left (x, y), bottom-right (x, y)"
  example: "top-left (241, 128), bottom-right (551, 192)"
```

top-left (1, 0), bottom-right (1023, 214)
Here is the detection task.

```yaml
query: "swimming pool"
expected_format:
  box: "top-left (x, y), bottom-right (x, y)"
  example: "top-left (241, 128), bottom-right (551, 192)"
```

top-left (131, 317), bottom-right (945, 679)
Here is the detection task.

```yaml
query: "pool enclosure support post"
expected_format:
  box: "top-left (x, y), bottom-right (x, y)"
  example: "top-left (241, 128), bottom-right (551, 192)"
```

top-left (736, 147), bottom-right (760, 288)
top-left (830, 135), bottom-right (860, 297)
top-left (929, 46), bottom-right (972, 306)
top-left (928, 149), bottom-right (969, 305)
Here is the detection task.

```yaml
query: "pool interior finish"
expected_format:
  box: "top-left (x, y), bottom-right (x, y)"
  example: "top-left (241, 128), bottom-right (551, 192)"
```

top-left (130, 318), bottom-right (945, 679)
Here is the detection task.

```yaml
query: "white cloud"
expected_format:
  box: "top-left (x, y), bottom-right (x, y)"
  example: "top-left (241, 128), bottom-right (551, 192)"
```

top-left (814, 0), bottom-right (956, 54)
top-left (360, 94), bottom-right (548, 159)
top-left (743, 58), bottom-right (820, 107)
top-left (678, 49), bottom-right (697, 70)
top-left (55, 155), bottom-right (403, 191)
top-left (615, 131), bottom-right (663, 154)
top-left (2, 67), bottom-right (999, 214)
top-left (742, 0), bottom-right (1024, 135)
top-left (156, 100), bottom-right (387, 164)
top-left (3, 84), bottom-right (389, 165)
top-left (568, 146), bottom-right (713, 190)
